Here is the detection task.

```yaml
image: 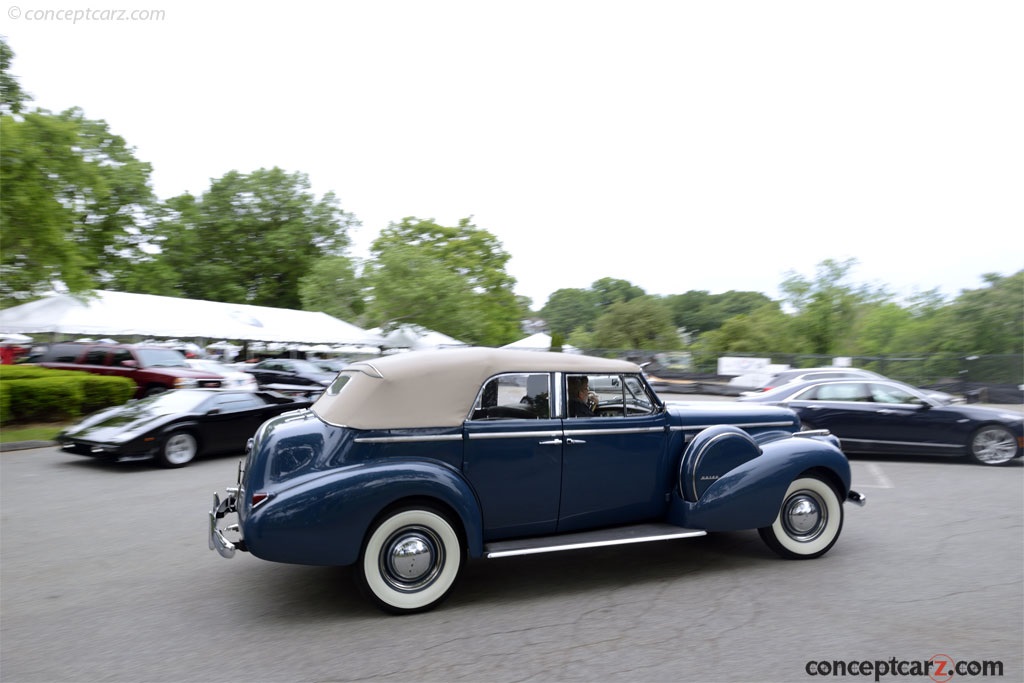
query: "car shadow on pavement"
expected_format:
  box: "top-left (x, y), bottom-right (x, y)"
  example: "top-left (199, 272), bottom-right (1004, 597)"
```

top-left (228, 532), bottom-right (786, 619)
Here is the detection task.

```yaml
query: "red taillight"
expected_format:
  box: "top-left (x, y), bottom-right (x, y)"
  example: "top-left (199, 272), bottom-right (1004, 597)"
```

top-left (251, 492), bottom-right (270, 507)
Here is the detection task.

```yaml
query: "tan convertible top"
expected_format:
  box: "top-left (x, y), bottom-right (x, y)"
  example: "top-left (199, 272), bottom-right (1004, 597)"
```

top-left (311, 347), bottom-right (640, 429)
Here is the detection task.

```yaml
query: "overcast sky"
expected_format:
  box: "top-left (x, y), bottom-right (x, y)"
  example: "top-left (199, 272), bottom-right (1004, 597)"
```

top-left (3, 1), bottom-right (1021, 309)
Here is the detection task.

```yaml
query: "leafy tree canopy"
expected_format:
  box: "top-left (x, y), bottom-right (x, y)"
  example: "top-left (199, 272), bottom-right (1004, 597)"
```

top-left (364, 217), bottom-right (524, 346)
top-left (1, 106), bottom-right (154, 305)
top-left (116, 168), bottom-right (356, 309)
top-left (592, 297), bottom-right (682, 350)
top-left (540, 288), bottom-right (600, 336)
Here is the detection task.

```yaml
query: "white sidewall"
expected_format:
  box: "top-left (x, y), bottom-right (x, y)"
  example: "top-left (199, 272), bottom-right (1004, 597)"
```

top-left (362, 509), bottom-right (461, 612)
top-left (770, 477), bottom-right (842, 556)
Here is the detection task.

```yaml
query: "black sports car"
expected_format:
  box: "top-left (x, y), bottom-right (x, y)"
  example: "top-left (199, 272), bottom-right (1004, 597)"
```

top-left (738, 378), bottom-right (1023, 466)
top-left (242, 359), bottom-right (335, 390)
top-left (57, 389), bottom-right (313, 468)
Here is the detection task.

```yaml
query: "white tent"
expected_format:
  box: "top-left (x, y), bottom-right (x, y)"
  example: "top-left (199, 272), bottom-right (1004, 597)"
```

top-left (0, 290), bottom-right (386, 346)
top-left (501, 332), bottom-right (580, 354)
top-left (367, 323), bottom-right (468, 351)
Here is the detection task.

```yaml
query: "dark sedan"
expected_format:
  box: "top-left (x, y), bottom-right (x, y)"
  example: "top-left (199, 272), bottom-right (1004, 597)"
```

top-left (57, 390), bottom-right (313, 468)
top-left (739, 378), bottom-right (1023, 466)
top-left (242, 358), bottom-right (335, 390)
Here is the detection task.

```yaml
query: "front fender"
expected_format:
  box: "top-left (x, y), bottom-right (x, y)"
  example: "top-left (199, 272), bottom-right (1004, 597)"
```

top-left (671, 436), bottom-right (851, 531)
top-left (243, 460), bottom-right (484, 566)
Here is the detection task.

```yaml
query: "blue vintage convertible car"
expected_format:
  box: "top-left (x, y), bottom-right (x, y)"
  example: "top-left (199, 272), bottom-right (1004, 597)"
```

top-left (209, 348), bottom-right (864, 613)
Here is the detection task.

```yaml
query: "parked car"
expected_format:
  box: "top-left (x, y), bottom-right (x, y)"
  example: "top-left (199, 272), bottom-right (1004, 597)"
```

top-left (741, 367), bottom-right (962, 404)
top-left (738, 378), bottom-right (1023, 466)
top-left (186, 359), bottom-right (259, 391)
top-left (744, 367), bottom-right (886, 393)
top-left (27, 342), bottom-right (224, 398)
top-left (210, 348), bottom-right (864, 614)
top-left (242, 358), bottom-right (335, 390)
top-left (311, 358), bottom-right (349, 374)
top-left (58, 389), bottom-right (313, 468)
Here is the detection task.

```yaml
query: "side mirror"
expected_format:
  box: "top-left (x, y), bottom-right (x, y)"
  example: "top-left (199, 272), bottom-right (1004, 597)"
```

top-left (120, 359), bottom-right (138, 368)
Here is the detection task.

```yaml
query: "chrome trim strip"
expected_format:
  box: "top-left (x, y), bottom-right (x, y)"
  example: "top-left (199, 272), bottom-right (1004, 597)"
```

top-left (486, 529), bottom-right (707, 558)
top-left (563, 426), bottom-right (665, 436)
top-left (468, 430), bottom-right (562, 440)
top-left (670, 421), bottom-right (796, 431)
top-left (354, 434), bottom-right (464, 444)
top-left (840, 437), bottom-right (961, 450)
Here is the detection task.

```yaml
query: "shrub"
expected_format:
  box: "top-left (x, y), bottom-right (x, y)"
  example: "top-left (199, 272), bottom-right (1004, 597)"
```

top-left (0, 367), bottom-right (134, 425)
top-left (1, 378), bottom-right (85, 423)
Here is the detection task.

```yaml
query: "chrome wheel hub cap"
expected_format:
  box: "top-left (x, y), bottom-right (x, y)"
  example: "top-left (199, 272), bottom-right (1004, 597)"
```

top-left (782, 492), bottom-right (826, 541)
top-left (381, 527), bottom-right (443, 592)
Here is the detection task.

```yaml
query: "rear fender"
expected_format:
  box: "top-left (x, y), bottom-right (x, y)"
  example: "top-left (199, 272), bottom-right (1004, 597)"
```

top-left (243, 460), bottom-right (484, 566)
top-left (671, 436), bottom-right (851, 531)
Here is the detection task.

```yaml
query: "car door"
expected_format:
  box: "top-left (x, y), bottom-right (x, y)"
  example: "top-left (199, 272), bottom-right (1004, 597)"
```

top-left (861, 381), bottom-right (955, 455)
top-left (558, 372), bottom-right (670, 533)
top-left (785, 382), bottom-right (883, 451)
top-left (197, 393), bottom-right (267, 454)
top-left (462, 372), bottom-right (562, 540)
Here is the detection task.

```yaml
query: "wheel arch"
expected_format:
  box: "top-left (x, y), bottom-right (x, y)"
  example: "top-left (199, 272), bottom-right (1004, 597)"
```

top-left (676, 437), bottom-right (851, 532)
top-left (244, 460), bottom-right (485, 566)
top-left (365, 495), bottom-right (470, 557)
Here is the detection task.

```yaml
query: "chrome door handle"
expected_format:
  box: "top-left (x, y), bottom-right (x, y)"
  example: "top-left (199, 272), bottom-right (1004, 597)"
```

top-left (875, 409), bottom-right (898, 414)
top-left (565, 438), bottom-right (586, 445)
top-left (538, 439), bottom-right (562, 445)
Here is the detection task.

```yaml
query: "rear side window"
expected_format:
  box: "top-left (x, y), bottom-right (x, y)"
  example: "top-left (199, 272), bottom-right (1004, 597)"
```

top-left (472, 373), bottom-right (550, 420)
top-left (39, 342), bottom-right (83, 362)
top-left (82, 349), bottom-right (108, 365)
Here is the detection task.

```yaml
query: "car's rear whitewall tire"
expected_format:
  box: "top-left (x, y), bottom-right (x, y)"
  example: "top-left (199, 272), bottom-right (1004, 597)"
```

top-left (357, 507), bottom-right (463, 614)
top-left (968, 425), bottom-right (1019, 466)
top-left (759, 476), bottom-right (843, 559)
top-left (156, 430), bottom-right (198, 468)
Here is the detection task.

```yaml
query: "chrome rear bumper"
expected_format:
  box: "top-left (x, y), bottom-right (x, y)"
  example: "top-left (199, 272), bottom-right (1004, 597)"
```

top-left (208, 490), bottom-right (243, 558)
top-left (847, 490), bottom-right (867, 507)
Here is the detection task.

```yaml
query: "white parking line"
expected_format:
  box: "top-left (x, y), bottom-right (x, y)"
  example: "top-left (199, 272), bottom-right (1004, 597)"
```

top-left (854, 461), bottom-right (894, 489)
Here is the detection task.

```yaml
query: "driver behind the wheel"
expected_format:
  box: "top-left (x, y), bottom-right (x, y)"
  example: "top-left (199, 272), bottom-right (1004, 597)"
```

top-left (567, 375), bottom-right (597, 417)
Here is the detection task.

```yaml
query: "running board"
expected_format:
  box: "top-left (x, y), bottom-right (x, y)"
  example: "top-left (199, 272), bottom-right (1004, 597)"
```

top-left (484, 523), bottom-right (707, 559)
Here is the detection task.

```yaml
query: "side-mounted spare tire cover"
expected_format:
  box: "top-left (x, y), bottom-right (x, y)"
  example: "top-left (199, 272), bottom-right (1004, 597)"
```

top-left (679, 425), bottom-right (762, 502)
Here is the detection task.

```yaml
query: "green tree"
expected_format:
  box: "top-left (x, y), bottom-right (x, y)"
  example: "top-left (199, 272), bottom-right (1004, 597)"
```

top-left (127, 168), bottom-right (355, 309)
top-left (664, 290), bottom-right (774, 335)
top-left (940, 271), bottom-right (1024, 355)
top-left (364, 217), bottom-right (523, 346)
top-left (696, 304), bottom-right (799, 355)
top-left (540, 288), bottom-right (600, 336)
top-left (780, 258), bottom-right (885, 354)
top-left (592, 297), bottom-right (682, 350)
top-left (0, 38), bottom-right (27, 114)
top-left (1, 106), bottom-right (154, 305)
top-left (591, 277), bottom-right (645, 308)
top-left (298, 255), bottom-right (365, 321)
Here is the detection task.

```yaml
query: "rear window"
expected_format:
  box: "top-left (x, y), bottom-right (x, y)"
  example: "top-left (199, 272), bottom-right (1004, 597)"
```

top-left (42, 344), bottom-right (83, 363)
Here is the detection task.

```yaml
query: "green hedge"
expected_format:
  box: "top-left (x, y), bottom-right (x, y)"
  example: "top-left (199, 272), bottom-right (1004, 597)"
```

top-left (0, 366), bottom-right (135, 425)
